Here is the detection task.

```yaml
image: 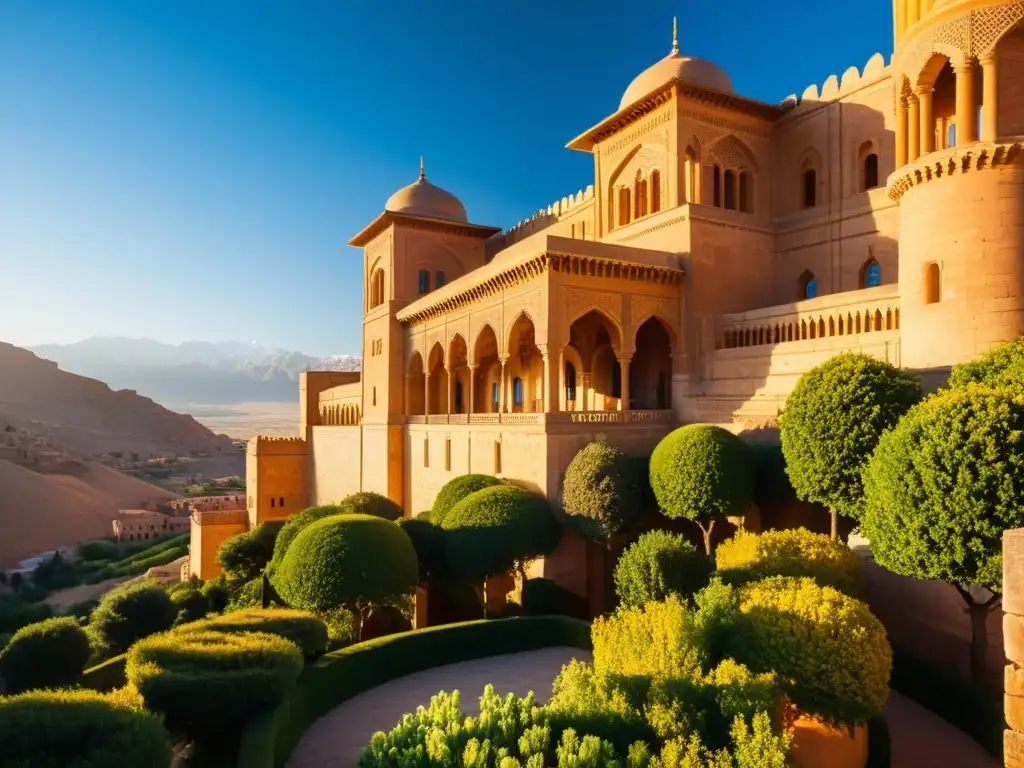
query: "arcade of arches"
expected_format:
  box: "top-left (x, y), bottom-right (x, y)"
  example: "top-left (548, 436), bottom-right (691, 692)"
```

top-left (404, 310), bottom-right (674, 416)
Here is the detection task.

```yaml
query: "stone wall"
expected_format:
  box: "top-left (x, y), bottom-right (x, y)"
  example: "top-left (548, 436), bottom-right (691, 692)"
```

top-left (1005, 528), bottom-right (1024, 764)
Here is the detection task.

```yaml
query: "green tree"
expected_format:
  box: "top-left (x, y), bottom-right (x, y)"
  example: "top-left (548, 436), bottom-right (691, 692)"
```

top-left (861, 385), bottom-right (1024, 683)
top-left (88, 580), bottom-right (176, 656)
top-left (266, 503), bottom-right (349, 576)
top-left (949, 335), bottom-right (1024, 393)
top-left (650, 424), bottom-right (754, 554)
top-left (431, 474), bottom-right (505, 527)
top-left (561, 439), bottom-right (641, 541)
top-left (780, 353), bottom-right (921, 539)
top-left (613, 530), bottom-right (712, 608)
top-left (341, 491), bottom-right (404, 521)
top-left (216, 521), bottom-right (283, 582)
top-left (271, 514), bottom-right (418, 641)
top-left (0, 617), bottom-right (91, 693)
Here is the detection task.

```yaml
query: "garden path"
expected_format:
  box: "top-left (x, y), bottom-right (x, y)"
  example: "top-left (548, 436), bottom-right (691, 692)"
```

top-left (286, 647), bottom-right (999, 768)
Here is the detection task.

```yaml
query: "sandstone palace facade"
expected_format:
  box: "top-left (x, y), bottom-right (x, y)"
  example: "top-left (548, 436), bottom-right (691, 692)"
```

top-left (191, 0), bottom-right (1024, 586)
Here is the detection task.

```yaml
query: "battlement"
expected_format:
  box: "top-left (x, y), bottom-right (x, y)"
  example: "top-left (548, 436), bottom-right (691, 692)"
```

top-left (191, 508), bottom-right (248, 527)
top-left (781, 52), bottom-right (890, 109)
top-left (501, 185), bottom-right (595, 244)
top-left (247, 435), bottom-right (307, 456)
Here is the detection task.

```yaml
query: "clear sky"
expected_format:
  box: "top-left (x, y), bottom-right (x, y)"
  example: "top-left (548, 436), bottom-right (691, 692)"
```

top-left (0, 0), bottom-right (893, 357)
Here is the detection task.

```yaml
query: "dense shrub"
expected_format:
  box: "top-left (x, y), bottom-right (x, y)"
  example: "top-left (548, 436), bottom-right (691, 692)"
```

top-left (168, 583), bottom-right (209, 625)
top-left (216, 521), bottom-right (284, 582)
top-left (731, 576), bottom-right (891, 726)
top-left (267, 503), bottom-right (349, 576)
top-left (126, 628), bottom-right (303, 736)
top-left (182, 607), bottom-right (328, 658)
top-left (0, 595), bottom-right (53, 634)
top-left (614, 530), bottom-right (713, 608)
top-left (272, 514), bottom-right (418, 639)
top-left (715, 528), bottom-right (864, 596)
top-left (0, 617), bottom-right (91, 693)
top-left (862, 385), bottom-right (1024, 683)
top-left (521, 578), bottom-right (588, 619)
top-left (0, 687), bottom-right (171, 768)
top-left (441, 485), bottom-right (560, 582)
top-left (431, 474), bottom-right (505, 527)
top-left (398, 513), bottom-right (445, 582)
top-left (949, 335), bottom-right (1024, 393)
top-left (76, 539), bottom-right (120, 562)
top-left (201, 575), bottom-right (232, 613)
top-left (591, 595), bottom-right (698, 680)
top-left (226, 577), bottom-right (264, 612)
top-left (321, 607), bottom-right (355, 651)
top-left (779, 353), bottom-right (921, 536)
top-left (561, 440), bottom-right (641, 541)
top-left (650, 424), bottom-right (755, 553)
top-left (88, 580), bottom-right (176, 656)
top-left (341, 491), bottom-right (404, 522)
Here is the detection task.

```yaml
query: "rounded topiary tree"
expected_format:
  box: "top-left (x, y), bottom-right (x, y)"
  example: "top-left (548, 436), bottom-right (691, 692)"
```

top-left (0, 617), bottom-right (91, 693)
top-left (862, 385), bottom-right (1024, 683)
top-left (266, 503), bottom-right (349, 576)
top-left (341, 491), bottom-right (404, 522)
top-left (613, 530), bottom-right (713, 608)
top-left (216, 521), bottom-right (284, 582)
top-left (650, 424), bottom-right (754, 554)
top-left (715, 528), bottom-right (864, 596)
top-left (780, 353), bottom-right (921, 539)
top-left (0, 688), bottom-right (171, 768)
top-left (949, 335), bottom-right (1024, 393)
top-left (88, 580), bottom-right (176, 656)
top-left (271, 514), bottom-right (418, 641)
top-left (441, 485), bottom-right (560, 609)
top-left (561, 439), bottom-right (641, 542)
top-left (431, 474), bottom-right (505, 527)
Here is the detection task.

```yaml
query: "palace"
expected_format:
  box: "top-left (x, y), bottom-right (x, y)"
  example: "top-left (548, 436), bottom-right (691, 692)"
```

top-left (190, 0), bottom-right (1024, 593)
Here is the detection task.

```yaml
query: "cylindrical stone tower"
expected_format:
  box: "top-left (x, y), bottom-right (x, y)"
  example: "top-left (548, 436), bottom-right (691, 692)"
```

top-left (889, 0), bottom-right (1024, 370)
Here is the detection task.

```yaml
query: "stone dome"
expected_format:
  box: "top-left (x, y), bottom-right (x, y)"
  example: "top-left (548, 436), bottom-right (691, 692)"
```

top-left (619, 51), bottom-right (733, 109)
top-left (384, 163), bottom-right (468, 223)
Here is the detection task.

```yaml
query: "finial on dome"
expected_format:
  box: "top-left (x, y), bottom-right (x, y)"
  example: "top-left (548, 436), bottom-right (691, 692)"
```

top-left (419, 156), bottom-right (425, 180)
top-left (672, 16), bottom-right (679, 54)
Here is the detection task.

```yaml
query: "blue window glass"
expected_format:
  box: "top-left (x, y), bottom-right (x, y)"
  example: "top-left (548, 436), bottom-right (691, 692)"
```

top-left (513, 378), bottom-right (524, 407)
top-left (804, 278), bottom-right (817, 300)
top-left (418, 269), bottom-right (429, 294)
top-left (491, 382), bottom-right (500, 406)
top-left (436, 270), bottom-right (445, 289)
top-left (865, 261), bottom-right (881, 288)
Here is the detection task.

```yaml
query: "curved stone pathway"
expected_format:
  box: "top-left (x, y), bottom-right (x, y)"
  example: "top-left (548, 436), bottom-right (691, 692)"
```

top-left (286, 647), bottom-right (999, 768)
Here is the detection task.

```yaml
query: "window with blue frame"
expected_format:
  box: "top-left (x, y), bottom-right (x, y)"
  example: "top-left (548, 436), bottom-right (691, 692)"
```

top-left (418, 269), bottom-right (429, 294)
top-left (512, 378), bottom-right (524, 407)
top-left (804, 278), bottom-right (817, 299)
top-left (436, 270), bottom-right (445, 289)
top-left (864, 260), bottom-right (881, 288)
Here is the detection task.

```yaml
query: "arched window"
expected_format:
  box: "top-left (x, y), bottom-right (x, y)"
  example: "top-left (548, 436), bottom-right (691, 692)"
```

top-left (924, 262), bottom-right (941, 304)
top-left (270, 498), bottom-right (275, 508)
top-left (418, 269), bottom-right (430, 295)
top-left (724, 170), bottom-right (736, 210)
top-left (564, 361), bottom-right (577, 403)
top-left (618, 187), bottom-right (631, 227)
top-left (713, 165), bottom-right (722, 207)
top-left (738, 171), bottom-right (752, 213)
top-left (454, 381), bottom-right (463, 413)
top-left (634, 171), bottom-right (647, 219)
top-left (491, 382), bottom-right (500, 407)
top-left (369, 268), bottom-right (386, 308)
top-left (802, 168), bottom-right (817, 208)
top-left (650, 170), bottom-right (661, 213)
top-left (863, 260), bottom-right (881, 288)
top-left (863, 153), bottom-right (879, 190)
top-left (435, 270), bottom-right (446, 289)
top-left (684, 147), bottom-right (698, 203)
top-left (946, 122), bottom-right (956, 149)
top-left (800, 271), bottom-right (818, 300)
top-left (512, 377), bottom-right (524, 407)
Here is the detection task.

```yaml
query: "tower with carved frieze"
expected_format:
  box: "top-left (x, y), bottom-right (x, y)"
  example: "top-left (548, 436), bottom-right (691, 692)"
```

top-left (888, 0), bottom-right (1024, 370)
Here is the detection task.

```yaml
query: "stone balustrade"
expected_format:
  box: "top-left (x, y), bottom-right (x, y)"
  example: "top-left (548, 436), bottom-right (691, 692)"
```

top-left (404, 410), bottom-right (674, 427)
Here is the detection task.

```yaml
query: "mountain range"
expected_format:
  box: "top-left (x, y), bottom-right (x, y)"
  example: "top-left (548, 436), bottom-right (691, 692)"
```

top-left (29, 337), bottom-right (361, 406)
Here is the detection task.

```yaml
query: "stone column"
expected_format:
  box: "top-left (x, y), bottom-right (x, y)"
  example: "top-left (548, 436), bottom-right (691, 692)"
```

top-left (404, 373), bottom-right (411, 416)
top-left (445, 366), bottom-right (453, 416)
top-left (917, 86), bottom-right (935, 155)
top-left (896, 98), bottom-right (909, 167)
top-left (955, 60), bottom-right (977, 146)
top-left (578, 372), bottom-right (592, 411)
top-left (468, 364), bottom-right (477, 415)
top-left (424, 373), bottom-right (431, 416)
top-left (1004, 529), bottom-right (1024, 764)
top-left (498, 357), bottom-right (508, 414)
top-left (907, 94), bottom-right (920, 162)
top-left (981, 52), bottom-right (998, 142)
top-left (542, 351), bottom-right (555, 413)
top-left (617, 354), bottom-right (632, 414)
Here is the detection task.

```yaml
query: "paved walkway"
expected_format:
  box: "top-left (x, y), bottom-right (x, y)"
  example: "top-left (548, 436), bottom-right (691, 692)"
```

top-left (287, 648), bottom-right (999, 768)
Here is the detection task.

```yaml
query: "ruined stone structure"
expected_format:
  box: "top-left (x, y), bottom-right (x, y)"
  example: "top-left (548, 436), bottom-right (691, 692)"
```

top-left (113, 509), bottom-right (190, 542)
top-left (190, 1), bottom-right (1024, 582)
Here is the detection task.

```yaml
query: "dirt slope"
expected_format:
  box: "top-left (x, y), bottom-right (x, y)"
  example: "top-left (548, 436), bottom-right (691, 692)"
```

top-left (0, 342), bottom-right (233, 458)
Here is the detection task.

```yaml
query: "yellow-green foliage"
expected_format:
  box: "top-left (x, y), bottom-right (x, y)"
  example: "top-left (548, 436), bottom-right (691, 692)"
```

top-left (736, 576), bottom-right (891, 725)
top-left (0, 687), bottom-right (171, 768)
top-left (715, 528), bottom-right (864, 596)
top-left (180, 607), bottom-right (328, 658)
top-left (126, 628), bottom-right (303, 737)
top-left (591, 596), bottom-right (701, 679)
top-left (650, 712), bottom-right (790, 768)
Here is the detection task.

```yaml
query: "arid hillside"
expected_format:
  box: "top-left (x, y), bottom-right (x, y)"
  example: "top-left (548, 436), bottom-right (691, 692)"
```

top-left (0, 460), bottom-right (177, 567)
top-left (0, 342), bottom-right (234, 458)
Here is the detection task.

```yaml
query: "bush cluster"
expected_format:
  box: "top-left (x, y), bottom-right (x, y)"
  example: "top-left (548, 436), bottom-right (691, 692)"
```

top-left (715, 528), bottom-right (864, 596)
top-left (216, 521), bottom-right (284, 582)
top-left (614, 530), bottom-right (713, 608)
top-left (0, 617), bottom-right (91, 693)
top-left (0, 687), bottom-right (171, 768)
top-left (949, 335), bottom-right (1024, 393)
top-left (88, 580), bottom-right (177, 657)
top-left (431, 474), bottom-right (505, 527)
top-left (126, 628), bottom-right (303, 737)
top-left (168, 581), bottom-right (210, 625)
top-left (181, 607), bottom-right (328, 658)
top-left (342, 491), bottom-right (405, 522)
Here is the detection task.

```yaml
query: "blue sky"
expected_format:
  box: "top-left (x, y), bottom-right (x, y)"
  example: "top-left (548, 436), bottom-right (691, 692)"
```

top-left (0, 1), bottom-right (893, 357)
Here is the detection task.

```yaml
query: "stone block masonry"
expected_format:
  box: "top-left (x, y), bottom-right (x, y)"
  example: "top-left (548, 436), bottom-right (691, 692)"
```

top-left (1004, 529), bottom-right (1024, 765)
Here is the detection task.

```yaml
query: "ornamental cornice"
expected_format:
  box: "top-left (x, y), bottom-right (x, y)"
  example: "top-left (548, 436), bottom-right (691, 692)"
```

top-left (348, 211), bottom-right (500, 247)
top-left (886, 140), bottom-right (1023, 202)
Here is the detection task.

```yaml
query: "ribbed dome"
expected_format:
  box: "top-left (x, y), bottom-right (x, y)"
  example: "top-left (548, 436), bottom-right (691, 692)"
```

top-left (619, 51), bottom-right (733, 109)
top-left (384, 164), bottom-right (467, 223)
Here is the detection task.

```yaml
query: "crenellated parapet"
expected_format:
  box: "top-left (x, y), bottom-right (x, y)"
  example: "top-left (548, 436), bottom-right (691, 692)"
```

top-left (502, 185), bottom-right (595, 245)
top-left (887, 140), bottom-right (1023, 201)
top-left (247, 435), bottom-right (307, 456)
top-left (780, 52), bottom-right (890, 109)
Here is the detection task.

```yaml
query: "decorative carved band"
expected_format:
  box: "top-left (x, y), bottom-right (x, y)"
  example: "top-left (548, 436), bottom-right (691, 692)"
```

top-left (887, 141), bottom-right (1023, 202)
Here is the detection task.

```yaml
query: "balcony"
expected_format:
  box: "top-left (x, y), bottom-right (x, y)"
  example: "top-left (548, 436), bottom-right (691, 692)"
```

top-left (406, 409), bottom-right (675, 428)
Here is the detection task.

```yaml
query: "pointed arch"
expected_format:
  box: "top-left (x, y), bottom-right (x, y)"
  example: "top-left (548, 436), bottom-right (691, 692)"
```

top-left (564, 305), bottom-right (624, 350)
top-left (448, 333), bottom-right (468, 370)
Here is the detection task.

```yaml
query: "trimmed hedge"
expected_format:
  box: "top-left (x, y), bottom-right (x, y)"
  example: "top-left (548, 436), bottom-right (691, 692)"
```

top-left (235, 616), bottom-right (591, 768)
top-left (0, 616), bottom-right (91, 693)
top-left (431, 474), bottom-right (505, 527)
top-left (0, 687), bottom-right (171, 767)
top-left (88, 579), bottom-right (177, 656)
top-left (127, 628), bottom-right (304, 738)
top-left (341, 491), bottom-right (404, 522)
top-left (181, 608), bottom-right (328, 659)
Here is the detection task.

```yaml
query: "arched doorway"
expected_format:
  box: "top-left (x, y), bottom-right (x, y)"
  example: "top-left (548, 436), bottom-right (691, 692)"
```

top-left (507, 313), bottom-right (542, 412)
top-left (449, 334), bottom-right (468, 415)
top-left (567, 310), bottom-right (623, 412)
top-left (631, 318), bottom-right (674, 410)
top-left (472, 324), bottom-right (499, 413)
top-left (426, 343), bottom-right (445, 415)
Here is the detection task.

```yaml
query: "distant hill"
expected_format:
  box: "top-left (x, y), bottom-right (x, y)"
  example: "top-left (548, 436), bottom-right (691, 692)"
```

top-left (0, 342), bottom-right (234, 457)
top-left (30, 337), bottom-right (361, 406)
